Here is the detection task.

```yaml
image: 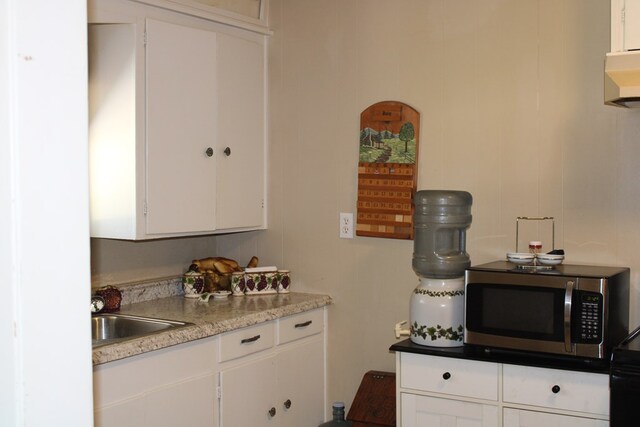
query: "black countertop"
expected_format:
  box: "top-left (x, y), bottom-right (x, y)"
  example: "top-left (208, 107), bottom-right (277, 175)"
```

top-left (390, 339), bottom-right (611, 374)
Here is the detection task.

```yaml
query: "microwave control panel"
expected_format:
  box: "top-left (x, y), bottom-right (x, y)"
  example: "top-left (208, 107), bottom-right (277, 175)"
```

top-left (572, 291), bottom-right (603, 344)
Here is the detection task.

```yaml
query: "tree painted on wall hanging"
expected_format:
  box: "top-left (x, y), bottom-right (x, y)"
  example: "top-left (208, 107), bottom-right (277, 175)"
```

top-left (399, 122), bottom-right (415, 153)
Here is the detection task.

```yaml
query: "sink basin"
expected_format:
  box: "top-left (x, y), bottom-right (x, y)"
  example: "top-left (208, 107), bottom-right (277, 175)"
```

top-left (91, 313), bottom-right (191, 347)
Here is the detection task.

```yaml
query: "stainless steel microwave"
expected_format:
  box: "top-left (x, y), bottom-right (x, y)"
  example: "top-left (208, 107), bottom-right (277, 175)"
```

top-left (464, 261), bottom-right (629, 359)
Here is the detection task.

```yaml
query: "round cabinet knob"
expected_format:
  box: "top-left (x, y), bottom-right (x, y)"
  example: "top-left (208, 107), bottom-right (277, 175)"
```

top-left (268, 407), bottom-right (276, 417)
top-left (442, 372), bottom-right (451, 380)
top-left (205, 147), bottom-right (214, 157)
top-left (551, 385), bottom-right (561, 394)
top-left (284, 399), bottom-right (292, 409)
top-left (224, 146), bottom-right (231, 156)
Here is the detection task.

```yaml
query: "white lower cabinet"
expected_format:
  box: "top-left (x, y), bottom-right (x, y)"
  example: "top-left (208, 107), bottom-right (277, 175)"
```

top-left (219, 338), bottom-right (324, 426)
top-left (93, 308), bottom-right (326, 427)
top-left (397, 352), bottom-right (609, 427)
top-left (276, 338), bottom-right (325, 426)
top-left (93, 337), bottom-right (219, 427)
top-left (95, 373), bottom-right (217, 427)
top-left (401, 393), bottom-right (498, 426)
top-left (219, 355), bottom-right (277, 426)
top-left (219, 309), bottom-right (325, 427)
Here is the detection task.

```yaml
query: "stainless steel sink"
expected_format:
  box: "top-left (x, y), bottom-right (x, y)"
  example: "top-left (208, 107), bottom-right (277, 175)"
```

top-left (91, 313), bottom-right (191, 347)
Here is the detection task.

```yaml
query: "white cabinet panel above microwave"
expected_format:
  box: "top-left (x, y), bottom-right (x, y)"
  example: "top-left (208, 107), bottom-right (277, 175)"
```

top-left (611, 0), bottom-right (640, 52)
top-left (625, 0), bottom-right (640, 51)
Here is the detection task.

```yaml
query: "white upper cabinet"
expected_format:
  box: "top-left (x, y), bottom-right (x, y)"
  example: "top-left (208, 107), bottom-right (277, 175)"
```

top-left (145, 18), bottom-right (218, 235)
top-left (216, 33), bottom-right (265, 230)
top-left (88, 0), bottom-right (267, 239)
top-left (611, 0), bottom-right (640, 52)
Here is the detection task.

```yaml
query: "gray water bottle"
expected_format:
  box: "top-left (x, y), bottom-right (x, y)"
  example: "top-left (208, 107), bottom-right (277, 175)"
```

top-left (318, 402), bottom-right (353, 426)
top-left (412, 190), bottom-right (473, 279)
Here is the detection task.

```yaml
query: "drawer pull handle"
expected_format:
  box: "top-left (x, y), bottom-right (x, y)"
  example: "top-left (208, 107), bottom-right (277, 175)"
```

top-left (241, 334), bottom-right (261, 344)
top-left (552, 385), bottom-right (561, 394)
top-left (294, 320), bottom-right (313, 328)
top-left (268, 407), bottom-right (276, 417)
top-left (442, 372), bottom-right (451, 380)
top-left (284, 399), bottom-right (292, 409)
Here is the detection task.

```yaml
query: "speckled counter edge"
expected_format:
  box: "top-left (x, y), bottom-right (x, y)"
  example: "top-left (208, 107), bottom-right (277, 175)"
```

top-left (92, 276), bottom-right (183, 306)
top-left (92, 292), bottom-right (332, 366)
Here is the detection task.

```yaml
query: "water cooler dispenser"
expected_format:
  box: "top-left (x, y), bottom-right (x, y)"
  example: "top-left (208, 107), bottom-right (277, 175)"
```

top-left (396, 190), bottom-right (472, 347)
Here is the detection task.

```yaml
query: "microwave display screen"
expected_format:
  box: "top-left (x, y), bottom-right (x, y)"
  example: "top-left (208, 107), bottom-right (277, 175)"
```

top-left (466, 284), bottom-right (565, 341)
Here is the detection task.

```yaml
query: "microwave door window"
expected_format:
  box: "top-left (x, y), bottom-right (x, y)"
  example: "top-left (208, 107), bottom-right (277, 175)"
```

top-left (466, 285), bottom-right (565, 341)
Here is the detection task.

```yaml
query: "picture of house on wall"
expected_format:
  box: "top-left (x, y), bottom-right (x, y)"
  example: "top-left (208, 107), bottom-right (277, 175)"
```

top-left (359, 101), bottom-right (419, 164)
top-left (356, 101), bottom-right (420, 240)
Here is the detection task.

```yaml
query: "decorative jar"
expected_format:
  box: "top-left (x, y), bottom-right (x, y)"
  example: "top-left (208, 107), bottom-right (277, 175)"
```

top-left (182, 270), bottom-right (205, 298)
top-left (410, 277), bottom-right (464, 347)
top-left (245, 272), bottom-right (277, 295)
top-left (230, 272), bottom-right (246, 296)
top-left (276, 270), bottom-right (291, 293)
top-left (95, 286), bottom-right (122, 312)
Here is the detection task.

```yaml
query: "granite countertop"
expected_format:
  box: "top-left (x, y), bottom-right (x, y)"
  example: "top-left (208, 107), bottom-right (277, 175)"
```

top-left (92, 292), bottom-right (332, 366)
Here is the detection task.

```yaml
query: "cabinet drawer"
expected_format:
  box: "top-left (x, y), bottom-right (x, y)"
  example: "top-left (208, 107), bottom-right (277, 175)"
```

top-left (278, 309), bottom-right (323, 345)
top-left (503, 365), bottom-right (609, 416)
top-left (504, 408), bottom-right (609, 427)
top-left (400, 353), bottom-right (498, 400)
top-left (401, 393), bottom-right (499, 426)
top-left (220, 322), bottom-right (274, 362)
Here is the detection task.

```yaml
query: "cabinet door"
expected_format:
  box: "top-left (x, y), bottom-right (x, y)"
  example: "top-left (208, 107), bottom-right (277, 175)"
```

top-left (95, 373), bottom-right (216, 427)
top-left (144, 374), bottom-right (217, 427)
top-left (94, 335), bottom-right (219, 427)
top-left (145, 18), bottom-right (217, 234)
top-left (278, 338), bottom-right (324, 427)
top-left (503, 408), bottom-right (608, 427)
top-left (94, 396), bottom-right (144, 427)
top-left (401, 393), bottom-right (498, 427)
top-left (215, 32), bottom-right (265, 230)
top-left (219, 356), bottom-right (277, 427)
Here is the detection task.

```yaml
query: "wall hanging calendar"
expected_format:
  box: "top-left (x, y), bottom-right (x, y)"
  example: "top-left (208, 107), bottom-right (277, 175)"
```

top-left (357, 101), bottom-right (420, 239)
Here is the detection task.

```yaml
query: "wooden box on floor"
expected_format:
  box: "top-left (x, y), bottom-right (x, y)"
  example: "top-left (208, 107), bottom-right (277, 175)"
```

top-left (347, 370), bottom-right (396, 426)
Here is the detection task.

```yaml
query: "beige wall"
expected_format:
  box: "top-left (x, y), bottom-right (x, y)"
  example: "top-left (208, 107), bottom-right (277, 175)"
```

top-left (221, 0), bottom-right (640, 410)
top-left (91, 0), bottom-right (640, 414)
top-left (91, 236), bottom-right (218, 287)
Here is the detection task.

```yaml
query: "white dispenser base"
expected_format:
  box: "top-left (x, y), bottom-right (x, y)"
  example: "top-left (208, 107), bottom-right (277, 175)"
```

top-left (410, 277), bottom-right (464, 347)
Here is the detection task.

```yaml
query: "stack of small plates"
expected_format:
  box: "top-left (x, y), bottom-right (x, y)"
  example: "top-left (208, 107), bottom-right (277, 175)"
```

top-left (536, 253), bottom-right (564, 265)
top-left (506, 253), bottom-right (535, 265)
top-left (506, 252), bottom-right (565, 266)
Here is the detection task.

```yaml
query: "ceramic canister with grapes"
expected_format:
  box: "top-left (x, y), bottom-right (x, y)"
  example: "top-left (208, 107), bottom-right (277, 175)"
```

top-left (245, 272), bottom-right (277, 295)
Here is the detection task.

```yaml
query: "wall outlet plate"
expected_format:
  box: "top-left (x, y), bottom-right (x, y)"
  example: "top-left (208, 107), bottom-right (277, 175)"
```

top-left (340, 212), bottom-right (354, 239)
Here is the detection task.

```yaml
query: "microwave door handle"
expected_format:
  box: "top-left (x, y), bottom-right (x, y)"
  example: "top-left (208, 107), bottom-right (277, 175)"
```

top-left (564, 280), bottom-right (575, 353)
